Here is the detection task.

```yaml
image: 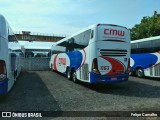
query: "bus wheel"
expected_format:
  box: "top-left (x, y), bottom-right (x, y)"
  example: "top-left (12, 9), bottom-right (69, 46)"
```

top-left (66, 68), bottom-right (71, 80)
top-left (129, 70), bottom-right (133, 76)
top-left (71, 70), bottom-right (77, 83)
top-left (136, 68), bottom-right (144, 77)
top-left (129, 66), bottom-right (133, 76)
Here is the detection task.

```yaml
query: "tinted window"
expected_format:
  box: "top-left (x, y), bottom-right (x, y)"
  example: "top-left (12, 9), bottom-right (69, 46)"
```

top-left (131, 48), bottom-right (138, 54)
top-left (131, 43), bottom-right (139, 54)
top-left (152, 39), bottom-right (160, 52)
top-left (66, 29), bottom-right (92, 52)
top-left (131, 41), bottom-right (153, 54)
top-left (138, 41), bottom-right (151, 48)
top-left (131, 43), bottom-right (138, 49)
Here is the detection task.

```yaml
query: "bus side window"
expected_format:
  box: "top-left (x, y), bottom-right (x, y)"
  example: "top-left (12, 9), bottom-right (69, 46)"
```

top-left (131, 49), bottom-right (138, 54)
top-left (65, 29), bottom-right (91, 52)
top-left (152, 39), bottom-right (160, 52)
top-left (138, 41), bottom-right (152, 53)
top-left (131, 43), bottom-right (138, 54)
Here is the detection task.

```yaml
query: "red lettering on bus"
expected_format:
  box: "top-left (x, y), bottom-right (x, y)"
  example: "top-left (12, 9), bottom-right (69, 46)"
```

top-left (58, 58), bottom-right (66, 65)
top-left (104, 29), bottom-right (124, 36)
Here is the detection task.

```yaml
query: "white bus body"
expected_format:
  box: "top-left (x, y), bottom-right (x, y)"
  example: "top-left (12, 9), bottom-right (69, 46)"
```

top-left (50, 24), bottom-right (130, 83)
top-left (130, 36), bottom-right (160, 78)
top-left (0, 15), bottom-right (23, 94)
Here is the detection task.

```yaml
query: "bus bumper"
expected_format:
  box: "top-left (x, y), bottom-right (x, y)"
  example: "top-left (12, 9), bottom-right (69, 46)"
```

top-left (0, 79), bottom-right (8, 94)
top-left (90, 72), bottom-right (129, 84)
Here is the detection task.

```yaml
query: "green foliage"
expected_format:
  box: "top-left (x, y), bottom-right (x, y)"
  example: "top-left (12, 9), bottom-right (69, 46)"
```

top-left (130, 15), bottom-right (160, 40)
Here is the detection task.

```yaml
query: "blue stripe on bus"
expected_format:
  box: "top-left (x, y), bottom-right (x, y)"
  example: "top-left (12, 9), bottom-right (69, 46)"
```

top-left (90, 72), bottom-right (128, 84)
top-left (0, 79), bottom-right (8, 94)
top-left (66, 51), bottom-right (83, 70)
top-left (131, 53), bottom-right (158, 70)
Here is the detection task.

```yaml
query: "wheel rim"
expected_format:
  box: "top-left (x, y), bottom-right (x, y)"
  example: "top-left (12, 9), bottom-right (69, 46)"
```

top-left (72, 71), bottom-right (76, 82)
top-left (67, 70), bottom-right (70, 79)
top-left (137, 69), bottom-right (143, 77)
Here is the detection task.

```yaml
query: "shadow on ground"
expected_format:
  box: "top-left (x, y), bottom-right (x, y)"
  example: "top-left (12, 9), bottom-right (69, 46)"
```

top-left (0, 71), bottom-right (62, 112)
top-left (77, 77), bottom-right (160, 98)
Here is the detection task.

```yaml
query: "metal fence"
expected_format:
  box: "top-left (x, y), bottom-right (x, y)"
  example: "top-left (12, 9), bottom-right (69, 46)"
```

top-left (21, 57), bottom-right (50, 71)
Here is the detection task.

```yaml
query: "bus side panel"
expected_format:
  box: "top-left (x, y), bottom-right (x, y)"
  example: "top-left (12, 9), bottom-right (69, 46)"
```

top-left (0, 79), bottom-right (8, 94)
top-left (50, 54), bottom-right (55, 69)
top-left (51, 49), bottom-right (90, 82)
top-left (131, 53), bottom-right (158, 71)
top-left (88, 42), bottom-right (97, 82)
top-left (52, 51), bottom-right (83, 74)
top-left (75, 47), bottom-right (90, 82)
top-left (66, 51), bottom-right (83, 71)
top-left (144, 53), bottom-right (160, 77)
top-left (0, 35), bottom-right (10, 94)
top-left (0, 15), bottom-right (22, 94)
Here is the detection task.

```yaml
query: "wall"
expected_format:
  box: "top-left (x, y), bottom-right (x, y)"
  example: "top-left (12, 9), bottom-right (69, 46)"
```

top-left (21, 57), bottom-right (50, 71)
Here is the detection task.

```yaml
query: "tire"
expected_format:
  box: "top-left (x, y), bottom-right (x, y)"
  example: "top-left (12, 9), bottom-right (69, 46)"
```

top-left (129, 66), bottom-right (133, 76)
top-left (66, 68), bottom-right (71, 80)
top-left (129, 69), bottom-right (133, 76)
top-left (136, 68), bottom-right (144, 78)
top-left (71, 70), bottom-right (78, 83)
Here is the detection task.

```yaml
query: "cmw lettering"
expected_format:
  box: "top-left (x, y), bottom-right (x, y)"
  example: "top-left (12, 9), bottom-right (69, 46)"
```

top-left (104, 29), bottom-right (125, 36)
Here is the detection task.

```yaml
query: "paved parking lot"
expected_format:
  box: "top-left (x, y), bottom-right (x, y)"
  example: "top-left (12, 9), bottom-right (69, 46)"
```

top-left (0, 71), bottom-right (160, 119)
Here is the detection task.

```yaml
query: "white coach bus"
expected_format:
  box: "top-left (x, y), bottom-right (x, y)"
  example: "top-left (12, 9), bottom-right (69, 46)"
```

top-left (130, 36), bottom-right (160, 78)
top-left (49, 24), bottom-right (130, 83)
top-left (0, 15), bottom-right (23, 94)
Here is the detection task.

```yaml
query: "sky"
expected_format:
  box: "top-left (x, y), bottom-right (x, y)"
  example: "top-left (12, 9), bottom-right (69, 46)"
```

top-left (0, 0), bottom-right (160, 36)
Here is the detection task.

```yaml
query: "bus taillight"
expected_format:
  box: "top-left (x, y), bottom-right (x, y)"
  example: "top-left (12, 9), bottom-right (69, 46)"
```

top-left (92, 58), bottom-right (100, 74)
top-left (0, 60), bottom-right (7, 81)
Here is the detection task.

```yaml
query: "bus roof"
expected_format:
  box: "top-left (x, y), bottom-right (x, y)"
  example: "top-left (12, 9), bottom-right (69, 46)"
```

top-left (54, 24), bottom-right (128, 47)
top-left (55, 24), bottom-right (96, 47)
top-left (131, 36), bottom-right (160, 43)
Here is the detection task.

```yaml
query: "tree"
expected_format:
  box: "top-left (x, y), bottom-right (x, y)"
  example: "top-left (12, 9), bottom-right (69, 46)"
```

top-left (130, 12), bottom-right (160, 40)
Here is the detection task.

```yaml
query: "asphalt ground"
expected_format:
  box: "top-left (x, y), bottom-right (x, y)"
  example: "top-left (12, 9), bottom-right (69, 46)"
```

top-left (0, 71), bottom-right (160, 120)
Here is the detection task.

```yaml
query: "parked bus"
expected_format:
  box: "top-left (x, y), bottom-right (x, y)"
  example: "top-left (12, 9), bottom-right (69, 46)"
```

top-left (49, 24), bottom-right (130, 83)
top-left (130, 36), bottom-right (160, 78)
top-left (0, 15), bottom-right (23, 94)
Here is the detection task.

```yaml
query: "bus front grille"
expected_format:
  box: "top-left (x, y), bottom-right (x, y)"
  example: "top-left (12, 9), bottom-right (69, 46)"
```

top-left (100, 49), bottom-right (127, 56)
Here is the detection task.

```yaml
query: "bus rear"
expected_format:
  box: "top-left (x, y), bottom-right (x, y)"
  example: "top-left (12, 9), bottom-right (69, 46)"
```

top-left (90, 24), bottom-right (130, 83)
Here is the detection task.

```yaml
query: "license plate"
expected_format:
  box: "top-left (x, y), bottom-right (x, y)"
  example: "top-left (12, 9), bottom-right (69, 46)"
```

top-left (111, 77), bottom-right (117, 80)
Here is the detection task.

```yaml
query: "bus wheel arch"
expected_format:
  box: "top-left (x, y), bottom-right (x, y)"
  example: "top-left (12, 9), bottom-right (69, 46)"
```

top-left (135, 67), bottom-right (144, 78)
